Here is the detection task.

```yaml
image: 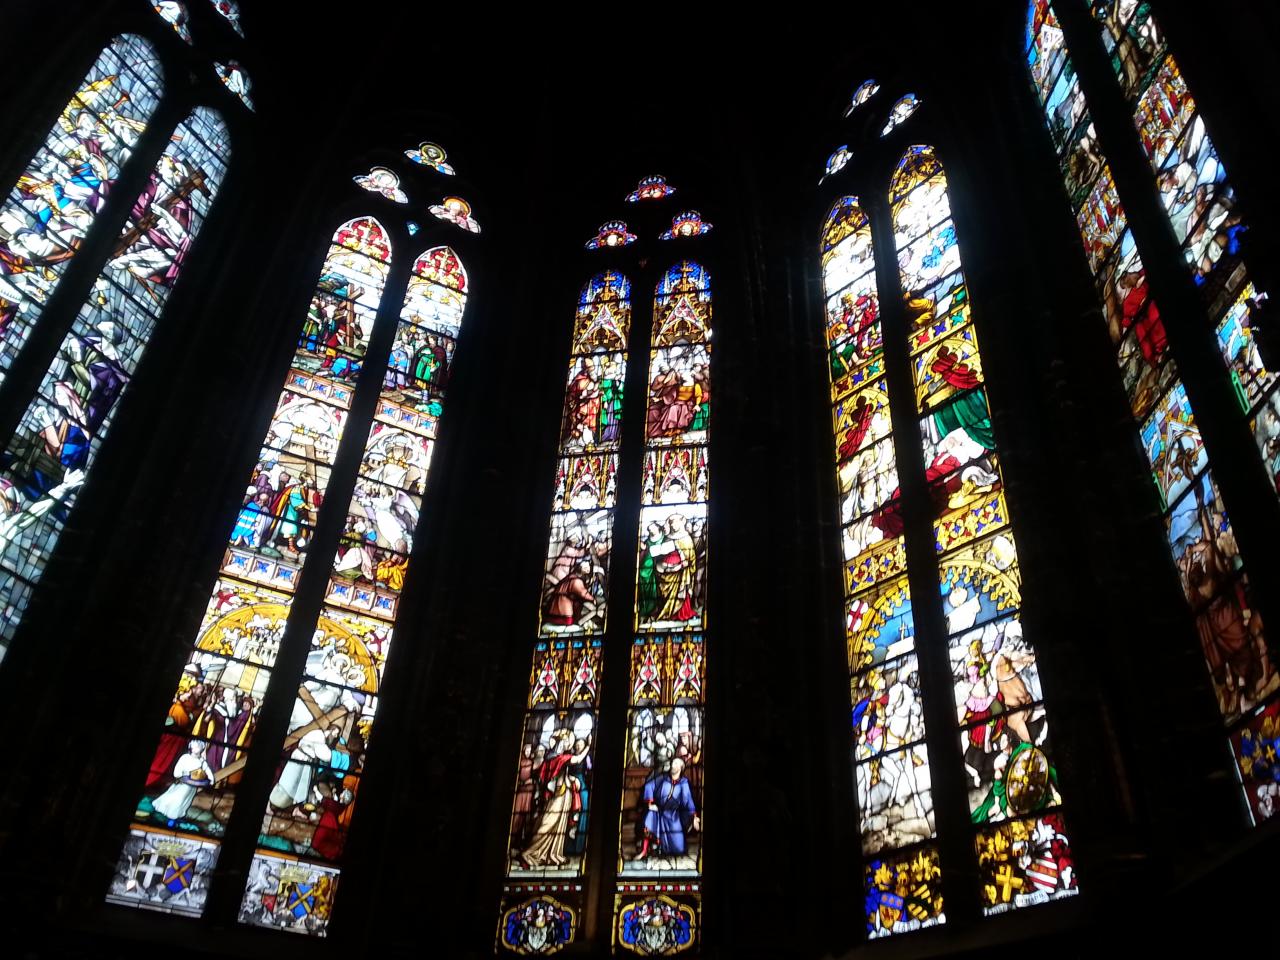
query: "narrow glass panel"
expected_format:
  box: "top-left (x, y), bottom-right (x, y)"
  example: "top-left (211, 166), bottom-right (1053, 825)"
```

top-left (108, 218), bottom-right (389, 916)
top-left (1, 108), bottom-right (229, 652)
top-left (0, 35), bottom-right (163, 384)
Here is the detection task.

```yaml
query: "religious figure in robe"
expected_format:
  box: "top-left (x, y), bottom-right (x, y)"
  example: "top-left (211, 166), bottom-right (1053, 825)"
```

top-left (646, 363), bottom-right (703, 440)
top-left (562, 358), bottom-right (601, 448)
top-left (150, 740), bottom-right (214, 822)
top-left (520, 731), bottom-right (591, 868)
top-left (597, 360), bottom-right (624, 444)
top-left (649, 515), bottom-right (698, 624)
top-left (635, 757), bottom-right (700, 861)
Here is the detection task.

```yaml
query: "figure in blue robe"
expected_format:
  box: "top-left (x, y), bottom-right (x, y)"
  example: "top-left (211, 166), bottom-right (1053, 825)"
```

top-left (637, 758), bottom-right (698, 859)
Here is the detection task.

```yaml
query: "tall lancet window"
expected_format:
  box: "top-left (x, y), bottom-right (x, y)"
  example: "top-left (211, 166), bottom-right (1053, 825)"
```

top-left (497, 272), bottom-right (629, 951)
top-left (238, 245), bottom-right (471, 931)
top-left (820, 79), bottom-right (1079, 939)
top-left (109, 217), bottom-right (393, 920)
top-left (1027, 0), bottom-right (1279, 826)
top-left (820, 194), bottom-right (942, 938)
top-left (0, 35), bottom-right (163, 385)
top-left (614, 261), bottom-right (710, 954)
top-left (109, 121), bottom-right (483, 932)
top-left (1, 2), bottom-right (253, 662)
top-left (498, 180), bottom-right (712, 957)
top-left (889, 145), bottom-right (1075, 918)
top-left (0, 102), bottom-right (230, 651)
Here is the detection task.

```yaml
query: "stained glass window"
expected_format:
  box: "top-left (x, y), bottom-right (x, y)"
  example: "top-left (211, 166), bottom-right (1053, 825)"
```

top-left (107, 217), bottom-right (392, 917)
top-left (658, 212), bottom-right (713, 240)
top-left (210, 0), bottom-right (244, 35)
top-left (890, 145), bottom-right (1077, 916)
top-left (626, 176), bottom-right (676, 202)
top-left (353, 167), bottom-right (409, 203)
top-left (847, 79), bottom-right (881, 116)
top-left (1, 106), bottom-right (229, 656)
top-left (429, 196), bottom-right (481, 233)
top-left (239, 246), bottom-right (471, 935)
top-left (1088, 2), bottom-right (1280, 504)
top-left (1027, 0), bottom-right (1279, 825)
top-left (881, 94), bottom-right (922, 136)
top-left (823, 145), bottom-right (853, 183)
top-left (586, 221), bottom-right (637, 250)
top-left (404, 142), bottom-right (456, 176)
top-left (154, 2), bottom-right (192, 42)
top-left (821, 195), bottom-right (941, 936)
top-left (0, 35), bottom-right (163, 388)
top-left (613, 261), bottom-right (710, 955)
top-left (497, 272), bottom-right (629, 952)
top-left (215, 61), bottom-right (254, 111)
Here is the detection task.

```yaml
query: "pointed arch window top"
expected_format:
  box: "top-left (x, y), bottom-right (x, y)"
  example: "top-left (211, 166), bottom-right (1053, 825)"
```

top-left (211, 0), bottom-right (244, 35)
top-left (404, 141), bottom-right (456, 175)
top-left (334, 216), bottom-right (392, 262)
top-left (404, 245), bottom-right (468, 337)
top-left (626, 175), bottom-right (676, 202)
top-left (585, 220), bottom-right (637, 250)
top-left (415, 245), bottom-right (468, 293)
top-left (822, 145), bottom-right (853, 183)
top-left (846, 79), bottom-right (881, 116)
top-left (215, 61), bottom-right (254, 110)
top-left (654, 261), bottom-right (711, 345)
top-left (890, 144), bottom-right (945, 204)
top-left (153, 2), bottom-right (192, 43)
top-left (881, 93), bottom-right (922, 136)
top-left (354, 166), bottom-right (409, 203)
top-left (822, 195), bottom-right (871, 256)
top-left (429, 196), bottom-right (481, 233)
top-left (659, 210), bottom-right (713, 240)
top-left (574, 271), bottom-right (632, 352)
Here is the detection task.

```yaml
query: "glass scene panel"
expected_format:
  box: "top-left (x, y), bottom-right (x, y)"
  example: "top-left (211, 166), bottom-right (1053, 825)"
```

top-left (0, 34), bottom-right (163, 384)
top-left (108, 218), bottom-right (389, 916)
top-left (891, 142), bottom-right (1075, 909)
top-left (240, 247), bottom-right (472, 935)
top-left (499, 273), bottom-right (631, 950)
top-left (1, 107), bottom-right (229, 653)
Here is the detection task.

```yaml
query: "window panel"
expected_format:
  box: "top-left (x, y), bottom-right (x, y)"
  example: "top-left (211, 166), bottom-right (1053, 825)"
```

top-left (1029, 0), bottom-right (1279, 824)
top-left (0, 108), bottom-right (229, 652)
top-left (108, 218), bottom-right (389, 917)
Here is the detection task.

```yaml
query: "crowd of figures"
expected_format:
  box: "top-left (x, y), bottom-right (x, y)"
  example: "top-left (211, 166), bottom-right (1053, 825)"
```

top-left (509, 720), bottom-right (595, 874)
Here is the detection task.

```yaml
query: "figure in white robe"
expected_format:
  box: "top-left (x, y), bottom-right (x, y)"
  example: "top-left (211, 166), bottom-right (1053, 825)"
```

top-left (152, 741), bottom-right (214, 821)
